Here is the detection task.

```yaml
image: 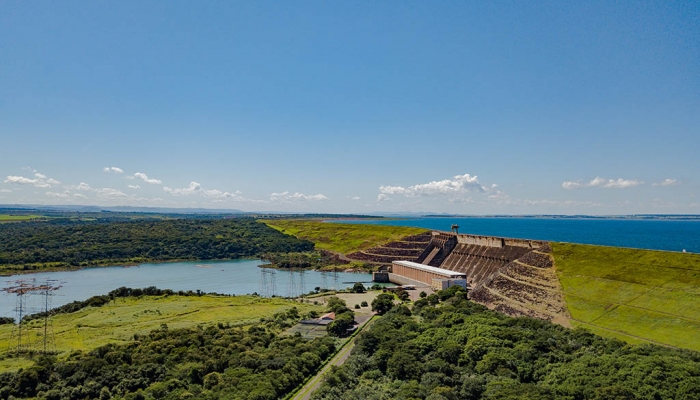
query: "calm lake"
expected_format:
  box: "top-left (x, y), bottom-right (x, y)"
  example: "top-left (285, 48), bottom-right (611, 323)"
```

top-left (0, 259), bottom-right (371, 319)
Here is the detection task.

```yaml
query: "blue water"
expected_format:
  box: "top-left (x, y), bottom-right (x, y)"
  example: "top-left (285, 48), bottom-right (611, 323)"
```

top-left (337, 217), bottom-right (700, 253)
top-left (0, 260), bottom-right (371, 318)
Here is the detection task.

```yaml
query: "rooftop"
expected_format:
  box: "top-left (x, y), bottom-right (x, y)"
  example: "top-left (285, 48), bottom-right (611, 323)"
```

top-left (393, 260), bottom-right (467, 278)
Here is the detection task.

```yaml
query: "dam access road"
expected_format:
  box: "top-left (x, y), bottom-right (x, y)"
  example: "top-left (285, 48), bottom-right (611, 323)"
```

top-left (292, 314), bottom-right (377, 400)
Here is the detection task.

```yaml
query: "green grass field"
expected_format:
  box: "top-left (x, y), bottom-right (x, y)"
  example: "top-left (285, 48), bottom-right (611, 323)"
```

top-left (553, 243), bottom-right (700, 351)
top-left (262, 219), bottom-right (427, 254)
top-left (0, 214), bottom-right (41, 222)
top-left (0, 295), bottom-right (322, 373)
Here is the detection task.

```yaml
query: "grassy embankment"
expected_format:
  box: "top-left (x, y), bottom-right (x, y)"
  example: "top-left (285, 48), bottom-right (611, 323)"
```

top-left (0, 295), bottom-right (323, 373)
top-left (553, 243), bottom-right (700, 351)
top-left (262, 219), bottom-right (427, 254)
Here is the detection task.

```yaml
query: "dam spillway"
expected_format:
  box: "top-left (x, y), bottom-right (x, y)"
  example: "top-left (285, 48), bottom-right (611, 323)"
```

top-left (367, 231), bottom-right (569, 325)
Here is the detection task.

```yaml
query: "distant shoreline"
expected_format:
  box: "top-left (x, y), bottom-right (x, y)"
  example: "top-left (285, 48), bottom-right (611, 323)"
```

top-left (415, 215), bottom-right (700, 221)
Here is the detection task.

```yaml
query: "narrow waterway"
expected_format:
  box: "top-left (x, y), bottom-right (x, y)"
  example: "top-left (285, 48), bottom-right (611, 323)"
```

top-left (0, 259), bottom-right (372, 319)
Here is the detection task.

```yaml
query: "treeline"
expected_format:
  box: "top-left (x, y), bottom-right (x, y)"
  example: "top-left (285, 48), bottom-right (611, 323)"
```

top-left (261, 250), bottom-right (349, 270)
top-left (313, 290), bottom-right (700, 400)
top-left (0, 322), bottom-right (336, 400)
top-left (0, 218), bottom-right (314, 271)
top-left (22, 287), bottom-right (226, 323)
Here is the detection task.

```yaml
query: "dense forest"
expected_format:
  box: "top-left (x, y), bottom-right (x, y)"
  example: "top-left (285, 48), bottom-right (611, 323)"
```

top-left (0, 313), bottom-right (335, 400)
top-left (0, 218), bottom-right (314, 271)
top-left (313, 288), bottom-right (700, 400)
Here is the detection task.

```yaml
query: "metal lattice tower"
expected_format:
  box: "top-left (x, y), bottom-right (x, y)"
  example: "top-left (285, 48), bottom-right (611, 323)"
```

top-left (286, 269), bottom-right (298, 298)
top-left (37, 279), bottom-right (62, 354)
top-left (332, 269), bottom-right (339, 291)
top-left (269, 269), bottom-right (277, 297)
top-left (260, 268), bottom-right (277, 298)
top-left (3, 278), bottom-right (63, 354)
top-left (298, 270), bottom-right (306, 296)
top-left (260, 268), bottom-right (269, 297)
top-left (320, 271), bottom-right (328, 291)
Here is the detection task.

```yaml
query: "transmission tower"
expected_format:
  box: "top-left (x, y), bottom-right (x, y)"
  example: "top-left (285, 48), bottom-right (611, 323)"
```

top-left (260, 268), bottom-right (269, 297)
top-left (3, 278), bottom-right (63, 354)
top-left (269, 269), bottom-right (277, 297)
top-left (36, 279), bottom-right (62, 354)
top-left (320, 271), bottom-right (328, 291)
top-left (298, 270), bottom-right (306, 297)
top-left (286, 269), bottom-right (298, 298)
top-left (332, 268), bottom-right (340, 291)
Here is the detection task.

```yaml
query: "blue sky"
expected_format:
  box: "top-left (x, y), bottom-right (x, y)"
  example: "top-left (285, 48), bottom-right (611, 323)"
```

top-left (1, 1), bottom-right (698, 214)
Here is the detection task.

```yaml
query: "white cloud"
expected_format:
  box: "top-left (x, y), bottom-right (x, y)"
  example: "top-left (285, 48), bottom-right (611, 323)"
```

top-left (378, 173), bottom-right (491, 202)
top-left (651, 198), bottom-right (677, 208)
top-left (350, 196), bottom-right (361, 201)
top-left (0, 189), bottom-right (11, 193)
top-left (45, 191), bottom-right (69, 198)
top-left (95, 187), bottom-right (129, 198)
top-left (128, 185), bottom-right (141, 190)
top-left (653, 178), bottom-right (679, 186)
top-left (164, 181), bottom-right (201, 195)
top-left (133, 172), bottom-right (162, 185)
top-left (270, 191), bottom-right (329, 202)
top-left (75, 182), bottom-right (91, 191)
top-left (164, 181), bottom-right (245, 200)
top-left (377, 194), bottom-right (391, 202)
top-left (562, 177), bottom-right (643, 189)
top-left (380, 173), bottom-right (486, 197)
top-left (73, 193), bottom-right (88, 199)
top-left (103, 167), bottom-right (124, 174)
top-left (4, 171), bottom-right (60, 188)
top-left (524, 199), bottom-right (602, 207)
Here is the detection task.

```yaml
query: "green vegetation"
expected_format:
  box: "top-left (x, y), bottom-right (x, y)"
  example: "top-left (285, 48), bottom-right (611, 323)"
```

top-left (261, 251), bottom-right (346, 270)
top-left (371, 293), bottom-right (395, 315)
top-left (312, 294), bottom-right (700, 400)
top-left (0, 295), bottom-right (323, 376)
top-left (262, 220), bottom-right (427, 254)
top-left (325, 297), bottom-right (355, 337)
top-left (0, 321), bottom-right (336, 399)
top-left (553, 242), bottom-right (700, 351)
top-left (0, 218), bottom-right (313, 273)
top-left (0, 215), bottom-right (42, 223)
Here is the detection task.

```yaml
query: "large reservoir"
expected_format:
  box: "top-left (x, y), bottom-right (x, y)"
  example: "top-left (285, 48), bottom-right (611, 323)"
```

top-left (0, 260), bottom-right (371, 319)
top-left (336, 217), bottom-right (700, 253)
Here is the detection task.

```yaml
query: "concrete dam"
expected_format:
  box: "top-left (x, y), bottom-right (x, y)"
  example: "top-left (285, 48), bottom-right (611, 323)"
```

top-left (363, 231), bottom-right (569, 325)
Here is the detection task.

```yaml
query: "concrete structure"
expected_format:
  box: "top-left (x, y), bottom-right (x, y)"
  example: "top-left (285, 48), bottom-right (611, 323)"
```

top-left (432, 278), bottom-right (467, 291)
top-left (390, 260), bottom-right (466, 287)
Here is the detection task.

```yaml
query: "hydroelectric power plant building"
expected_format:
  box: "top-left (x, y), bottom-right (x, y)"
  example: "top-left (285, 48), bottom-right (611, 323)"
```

top-left (367, 230), bottom-right (567, 323)
top-left (385, 260), bottom-right (466, 291)
top-left (372, 230), bottom-right (547, 290)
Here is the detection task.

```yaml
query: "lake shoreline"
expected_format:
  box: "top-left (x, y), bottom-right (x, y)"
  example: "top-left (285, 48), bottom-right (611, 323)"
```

top-left (0, 256), bottom-right (263, 277)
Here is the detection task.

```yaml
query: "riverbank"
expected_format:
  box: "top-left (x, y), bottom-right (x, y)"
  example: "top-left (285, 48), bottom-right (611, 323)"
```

top-left (0, 256), bottom-right (265, 276)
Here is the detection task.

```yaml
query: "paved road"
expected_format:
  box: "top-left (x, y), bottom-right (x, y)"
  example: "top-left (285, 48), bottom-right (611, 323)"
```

top-left (292, 315), bottom-right (377, 400)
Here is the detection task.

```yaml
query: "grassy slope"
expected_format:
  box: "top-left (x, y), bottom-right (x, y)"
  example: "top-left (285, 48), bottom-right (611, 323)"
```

top-left (553, 242), bottom-right (700, 351)
top-left (0, 295), bottom-right (322, 373)
top-left (262, 219), bottom-right (427, 254)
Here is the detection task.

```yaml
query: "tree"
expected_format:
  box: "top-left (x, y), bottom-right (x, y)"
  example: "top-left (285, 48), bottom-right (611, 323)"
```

top-left (327, 313), bottom-right (355, 337)
top-left (419, 291), bottom-right (427, 298)
top-left (326, 296), bottom-right (351, 314)
top-left (372, 294), bottom-right (395, 315)
top-left (352, 282), bottom-right (366, 293)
